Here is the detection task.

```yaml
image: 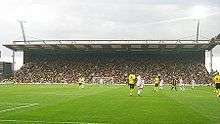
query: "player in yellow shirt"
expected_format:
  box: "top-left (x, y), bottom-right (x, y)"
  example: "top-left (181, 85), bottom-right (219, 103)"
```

top-left (213, 72), bottom-right (220, 97)
top-left (128, 73), bottom-right (137, 96)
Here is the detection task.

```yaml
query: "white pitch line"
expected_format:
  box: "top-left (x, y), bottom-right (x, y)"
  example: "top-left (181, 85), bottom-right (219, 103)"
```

top-left (0, 103), bottom-right (39, 113)
top-left (0, 119), bottom-right (107, 124)
top-left (0, 102), bottom-right (37, 105)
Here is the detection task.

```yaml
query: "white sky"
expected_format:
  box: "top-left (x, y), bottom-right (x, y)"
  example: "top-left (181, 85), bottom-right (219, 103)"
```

top-left (0, 0), bottom-right (219, 71)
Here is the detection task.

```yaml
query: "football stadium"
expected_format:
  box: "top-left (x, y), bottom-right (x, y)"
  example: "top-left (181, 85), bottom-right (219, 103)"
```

top-left (1, 1), bottom-right (220, 124)
top-left (0, 37), bottom-right (220, 123)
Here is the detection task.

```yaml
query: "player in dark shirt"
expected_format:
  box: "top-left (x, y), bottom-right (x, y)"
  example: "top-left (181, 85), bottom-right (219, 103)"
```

top-left (171, 77), bottom-right (177, 91)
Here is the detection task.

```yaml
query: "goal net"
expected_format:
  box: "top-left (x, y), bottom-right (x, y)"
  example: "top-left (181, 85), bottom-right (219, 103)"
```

top-left (92, 77), bottom-right (114, 85)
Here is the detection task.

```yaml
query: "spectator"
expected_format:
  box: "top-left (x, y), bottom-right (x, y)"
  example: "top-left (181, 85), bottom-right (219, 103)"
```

top-left (14, 53), bottom-right (211, 84)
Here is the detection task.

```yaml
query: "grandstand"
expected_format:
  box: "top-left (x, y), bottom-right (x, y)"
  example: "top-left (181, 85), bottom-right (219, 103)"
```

top-left (3, 39), bottom-right (218, 84)
top-left (0, 62), bottom-right (13, 82)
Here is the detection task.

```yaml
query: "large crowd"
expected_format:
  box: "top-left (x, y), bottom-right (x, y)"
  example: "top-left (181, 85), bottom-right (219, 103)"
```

top-left (14, 52), bottom-right (211, 84)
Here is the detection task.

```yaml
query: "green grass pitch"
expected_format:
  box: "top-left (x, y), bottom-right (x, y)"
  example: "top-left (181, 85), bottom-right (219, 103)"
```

top-left (0, 84), bottom-right (220, 124)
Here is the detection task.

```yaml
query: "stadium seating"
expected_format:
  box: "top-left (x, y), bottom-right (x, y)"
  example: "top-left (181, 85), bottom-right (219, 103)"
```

top-left (14, 52), bottom-right (211, 84)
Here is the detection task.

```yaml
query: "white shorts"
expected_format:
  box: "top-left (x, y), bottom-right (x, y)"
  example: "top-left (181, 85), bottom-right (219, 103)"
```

top-left (137, 84), bottom-right (144, 89)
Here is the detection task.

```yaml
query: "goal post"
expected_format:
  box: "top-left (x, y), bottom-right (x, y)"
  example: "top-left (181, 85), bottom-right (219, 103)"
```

top-left (92, 77), bottom-right (114, 85)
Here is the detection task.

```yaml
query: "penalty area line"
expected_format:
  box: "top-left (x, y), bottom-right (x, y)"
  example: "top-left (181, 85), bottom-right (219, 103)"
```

top-left (0, 103), bottom-right (39, 113)
top-left (0, 119), bottom-right (107, 124)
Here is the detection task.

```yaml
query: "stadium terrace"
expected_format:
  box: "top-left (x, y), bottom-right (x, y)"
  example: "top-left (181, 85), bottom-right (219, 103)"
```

top-left (3, 39), bottom-right (218, 84)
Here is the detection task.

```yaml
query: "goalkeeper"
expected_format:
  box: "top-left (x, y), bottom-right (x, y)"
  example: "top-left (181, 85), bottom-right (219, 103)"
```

top-left (127, 73), bottom-right (137, 96)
